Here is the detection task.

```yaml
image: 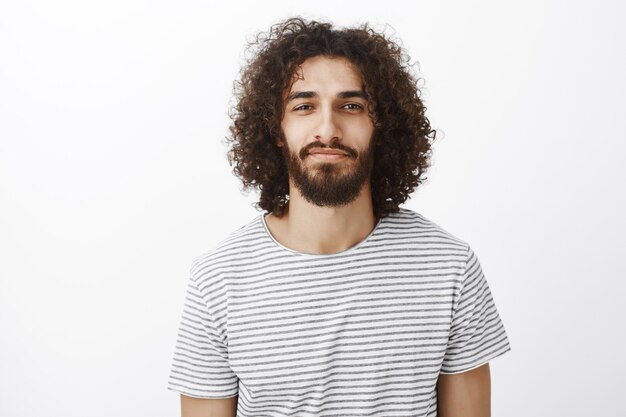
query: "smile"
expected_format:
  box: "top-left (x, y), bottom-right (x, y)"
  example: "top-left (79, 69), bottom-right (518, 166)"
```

top-left (309, 153), bottom-right (349, 161)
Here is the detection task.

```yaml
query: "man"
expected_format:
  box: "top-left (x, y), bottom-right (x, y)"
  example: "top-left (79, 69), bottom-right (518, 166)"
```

top-left (167, 17), bottom-right (511, 417)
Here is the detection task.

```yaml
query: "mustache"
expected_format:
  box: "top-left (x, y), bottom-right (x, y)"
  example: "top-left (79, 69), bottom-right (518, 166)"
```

top-left (300, 142), bottom-right (357, 159)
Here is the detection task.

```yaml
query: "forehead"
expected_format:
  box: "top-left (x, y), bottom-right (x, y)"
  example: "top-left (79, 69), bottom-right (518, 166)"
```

top-left (287, 55), bottom-right (364, 93)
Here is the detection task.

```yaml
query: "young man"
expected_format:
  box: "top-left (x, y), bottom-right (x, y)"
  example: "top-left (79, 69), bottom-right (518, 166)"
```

top-left (167, 17), bottom-right (511, 417)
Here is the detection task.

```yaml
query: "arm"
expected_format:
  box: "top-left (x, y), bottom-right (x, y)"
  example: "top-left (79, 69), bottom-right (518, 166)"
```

top-left (436, 363), bottom-right (491, 417)
top-left (181, 394), bottom-right (238, 417)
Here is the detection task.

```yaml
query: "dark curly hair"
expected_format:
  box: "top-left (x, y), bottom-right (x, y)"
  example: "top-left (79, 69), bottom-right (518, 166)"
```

top-left (225, 17), bottom-right (437, 219)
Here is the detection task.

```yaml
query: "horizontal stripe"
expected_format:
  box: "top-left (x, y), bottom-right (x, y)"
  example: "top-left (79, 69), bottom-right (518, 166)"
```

top-left (167, 207), bottom-right (511, 416)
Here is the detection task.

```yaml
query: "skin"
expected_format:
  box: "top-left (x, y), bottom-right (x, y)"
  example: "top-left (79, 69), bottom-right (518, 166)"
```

top-left (180, 394), bottom-right (237, 417)
top-left (265, 55), bottom-right (378, 255)
top-left (180, 55), bottom-right (492, 417)
top-left (437, 363), bottom-right (492, 417)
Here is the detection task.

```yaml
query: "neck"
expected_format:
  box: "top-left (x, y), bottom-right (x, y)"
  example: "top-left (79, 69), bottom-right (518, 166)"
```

top-left (266, 182), bottom-right (378, 255)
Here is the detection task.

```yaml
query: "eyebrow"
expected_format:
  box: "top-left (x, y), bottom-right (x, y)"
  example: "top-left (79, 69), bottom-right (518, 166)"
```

top-left (286, 90), bottom-right (368, 103)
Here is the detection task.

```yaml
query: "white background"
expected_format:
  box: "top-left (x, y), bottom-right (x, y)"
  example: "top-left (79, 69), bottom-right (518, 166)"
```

top-left (1, 0), bottom-right (625, 416)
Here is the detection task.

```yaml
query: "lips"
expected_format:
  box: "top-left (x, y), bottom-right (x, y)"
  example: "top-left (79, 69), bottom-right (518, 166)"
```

top-left (308, 149), bottom-right (349, 156)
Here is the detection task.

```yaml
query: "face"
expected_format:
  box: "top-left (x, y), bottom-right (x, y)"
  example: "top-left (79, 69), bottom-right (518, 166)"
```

top-left (278, 55), bottom-right (376, 207)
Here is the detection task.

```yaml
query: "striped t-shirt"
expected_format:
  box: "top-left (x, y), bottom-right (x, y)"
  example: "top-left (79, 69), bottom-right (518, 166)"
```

top-left (167, 207), bottom-right (511, 416)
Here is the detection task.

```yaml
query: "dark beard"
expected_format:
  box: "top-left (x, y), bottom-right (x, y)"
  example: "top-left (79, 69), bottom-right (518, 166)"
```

top-left (280, 136), bottom-right (375, 207)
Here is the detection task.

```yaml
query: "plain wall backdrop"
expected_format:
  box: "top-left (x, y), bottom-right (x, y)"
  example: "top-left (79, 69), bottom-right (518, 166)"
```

top-left (1, 0), bottom-right (625, 416)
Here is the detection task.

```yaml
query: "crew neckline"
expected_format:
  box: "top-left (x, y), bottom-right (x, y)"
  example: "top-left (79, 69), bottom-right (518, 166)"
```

top-left (260, 213), bottom-right (385, 258)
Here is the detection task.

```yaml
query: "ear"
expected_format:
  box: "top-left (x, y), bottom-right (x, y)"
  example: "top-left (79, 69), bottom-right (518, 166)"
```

top-left (274, 134), bottom-right (285, 148)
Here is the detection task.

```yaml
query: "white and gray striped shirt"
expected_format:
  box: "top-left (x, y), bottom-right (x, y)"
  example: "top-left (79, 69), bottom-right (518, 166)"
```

top-left (167, 207), bottom-right (511, 416)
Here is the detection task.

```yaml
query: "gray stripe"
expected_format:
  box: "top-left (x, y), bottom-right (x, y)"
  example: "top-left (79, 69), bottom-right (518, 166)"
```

top-left (167, 207), bottom-right (511, 416)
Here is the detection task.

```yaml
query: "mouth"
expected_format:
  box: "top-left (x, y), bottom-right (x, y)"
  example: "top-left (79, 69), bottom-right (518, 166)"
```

top-left (308, 149), bottom-right (349, 156)
top-left (308, 150), bottom-right (349, 161)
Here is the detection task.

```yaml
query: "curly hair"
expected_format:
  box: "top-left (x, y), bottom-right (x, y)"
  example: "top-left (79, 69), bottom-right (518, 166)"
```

top-left (225, 17), bottom-right (437, 219)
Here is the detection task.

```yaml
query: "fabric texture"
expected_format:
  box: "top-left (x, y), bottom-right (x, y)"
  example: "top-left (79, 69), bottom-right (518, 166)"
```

top-left (167, 207), bottom-right (511, 416)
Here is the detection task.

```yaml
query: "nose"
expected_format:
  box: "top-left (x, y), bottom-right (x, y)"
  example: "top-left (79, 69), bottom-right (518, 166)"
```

top-left (315, 107), bottom-right (341, 144)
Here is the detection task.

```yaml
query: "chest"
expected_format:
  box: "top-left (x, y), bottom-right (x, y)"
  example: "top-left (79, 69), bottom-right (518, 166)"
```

top-left (223, 271), bottom-right (456, 395)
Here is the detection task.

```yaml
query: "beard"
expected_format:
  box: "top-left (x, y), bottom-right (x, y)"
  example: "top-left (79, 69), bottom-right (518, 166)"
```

top-left (280, 133), bottom-right (376, 207)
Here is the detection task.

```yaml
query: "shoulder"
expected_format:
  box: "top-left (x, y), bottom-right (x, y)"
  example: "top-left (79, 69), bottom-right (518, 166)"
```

top-left (388, 208), bottom-right (481, 288)
top-left (189, 214), bottom-right (266, 287)
top-left (384, 207), bottom-right (470, 250)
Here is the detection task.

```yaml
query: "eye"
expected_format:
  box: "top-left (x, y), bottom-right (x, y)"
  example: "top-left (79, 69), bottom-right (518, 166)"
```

top-left (343, 103), bottom-right (363, 110)
top-left (294, 104), bottom-right (313, 111)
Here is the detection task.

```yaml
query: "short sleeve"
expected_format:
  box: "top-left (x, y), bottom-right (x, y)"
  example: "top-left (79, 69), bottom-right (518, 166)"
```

top-left (440, 246), bottom-right (511, 374)
top-left (167, 266), bottom-right (239, 398)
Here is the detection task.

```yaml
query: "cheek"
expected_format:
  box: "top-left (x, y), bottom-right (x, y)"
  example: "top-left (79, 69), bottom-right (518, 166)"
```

top-left (281, 119), bottom-right (310, 147)
top-left (347, 119), bottom-right (375, 140)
